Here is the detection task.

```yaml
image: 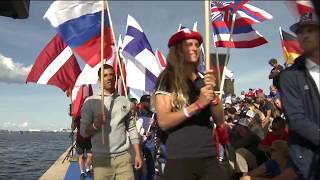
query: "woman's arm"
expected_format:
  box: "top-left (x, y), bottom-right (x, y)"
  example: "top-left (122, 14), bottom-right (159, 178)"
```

top-left (155, 94), bottom-right (199, 131)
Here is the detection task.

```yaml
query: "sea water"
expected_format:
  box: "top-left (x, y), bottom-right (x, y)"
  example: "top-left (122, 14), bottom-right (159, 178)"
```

top-left (0, 131), bottom-right (71, 180)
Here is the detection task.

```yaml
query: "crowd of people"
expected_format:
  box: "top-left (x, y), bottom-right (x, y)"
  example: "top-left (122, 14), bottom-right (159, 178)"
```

top-left (71, 12), bottom-right (318, 180)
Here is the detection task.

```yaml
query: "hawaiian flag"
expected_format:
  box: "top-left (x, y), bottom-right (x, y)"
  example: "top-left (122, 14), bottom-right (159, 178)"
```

top-left (285, 0), bottom-right (315, 20)
top-left (122, 15), bottom-right (161, 93)
top-left (279, 27), bottom-right (303, 65)
top-left (26, 34), bottom-right (81, 93)
top-left (44, 1), bottom-right (114, 67)
top-left (210, 0), bottom-right (272, 48)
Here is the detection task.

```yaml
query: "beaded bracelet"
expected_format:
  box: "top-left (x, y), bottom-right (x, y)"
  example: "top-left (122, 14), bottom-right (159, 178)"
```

top-left (195, 101), bottom-right (204, 110)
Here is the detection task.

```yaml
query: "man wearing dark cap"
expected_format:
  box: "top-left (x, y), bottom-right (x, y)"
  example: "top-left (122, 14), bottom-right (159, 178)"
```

top-left (280, 13), bottom-right (319, 180)
top-left (137, 94), bottom-right (156, 180)
top-left (268, 58), bottom-right (284, 89)
top-left (154, 29), bottom-right (227, 179)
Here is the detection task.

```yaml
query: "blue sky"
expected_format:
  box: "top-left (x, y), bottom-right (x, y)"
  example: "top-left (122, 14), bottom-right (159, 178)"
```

top-left (0, 1), bottom-right (296, 131)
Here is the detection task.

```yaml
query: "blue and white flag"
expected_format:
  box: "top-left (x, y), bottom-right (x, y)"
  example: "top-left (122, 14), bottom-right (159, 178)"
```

top-left (122, 15), bottom-right (162, 93)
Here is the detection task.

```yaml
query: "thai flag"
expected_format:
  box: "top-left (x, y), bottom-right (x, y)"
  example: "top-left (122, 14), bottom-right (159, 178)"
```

top-left (26, 34), bottom-right (81, 93)
top-left (211, 1), bottom-right (270, 48)
top-left (44, 1), bottom-right (114, 67)
top-left (122, 15), bottom-right (162, 93)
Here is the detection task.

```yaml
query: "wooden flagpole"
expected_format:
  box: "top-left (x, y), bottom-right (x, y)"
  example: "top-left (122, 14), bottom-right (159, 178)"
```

top-left (206, 0), bottom-right (224, 127)
top-left (219, 13), bottom-right (236, 99)
top-left (100, 0), bottom-right (106, 144)
top-left (105, 1), bottom-right (128, 98)
top-left (204, 0), bottom-right (211, 70)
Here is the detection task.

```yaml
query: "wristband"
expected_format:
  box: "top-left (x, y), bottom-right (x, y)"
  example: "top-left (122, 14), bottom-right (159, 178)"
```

top-left (195, 101), bottom-right (204, 110)
top-left (183, 108), bottom-right (190, 118)
top-left (92, 122), bottom-right (98, 130)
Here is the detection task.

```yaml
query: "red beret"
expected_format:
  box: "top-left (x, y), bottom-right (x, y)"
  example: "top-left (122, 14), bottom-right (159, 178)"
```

top-left (255, 88), bottom-right (263, 95)
top-left (168, 29), bottom-right (203, 48)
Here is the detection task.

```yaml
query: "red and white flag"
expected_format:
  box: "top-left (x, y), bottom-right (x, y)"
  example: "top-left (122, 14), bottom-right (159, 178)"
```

top-left (71, 84), bottom-right (93, 117)
top-left (26, 34), bottom-right (81, 93)
top-left (285, 0), bottom-right (315, 20)
top-left (155, 48), bottom-right (167, 69)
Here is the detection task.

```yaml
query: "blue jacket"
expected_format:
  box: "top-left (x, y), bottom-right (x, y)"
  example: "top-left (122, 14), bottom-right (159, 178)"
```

top-left (280, 56), bottom-right (320, 180)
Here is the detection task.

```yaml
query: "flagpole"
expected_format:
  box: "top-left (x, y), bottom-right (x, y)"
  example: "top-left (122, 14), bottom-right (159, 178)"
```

top-left (105, 1), bottom-right (128, 98)
top-left (100, 0), bottom-right (106, 145)
top-left (214, 39), bottom-right (221, 93)
top-left (204, 0), bottom-right (211, 70)
top-left (219, 13), bottom-right (236, 99)
top-left (177, 24), bottom-right (182, 31)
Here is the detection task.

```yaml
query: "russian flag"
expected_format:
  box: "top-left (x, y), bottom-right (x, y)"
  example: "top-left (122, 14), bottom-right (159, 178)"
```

top-left (44, 1), bottom-right (114, 67)
top-left (122, 15), bottom-right (162, 93)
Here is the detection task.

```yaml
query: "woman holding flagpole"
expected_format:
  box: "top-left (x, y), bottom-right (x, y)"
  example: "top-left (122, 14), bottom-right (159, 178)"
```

top-left (154, 28), bottom-right (228, 179)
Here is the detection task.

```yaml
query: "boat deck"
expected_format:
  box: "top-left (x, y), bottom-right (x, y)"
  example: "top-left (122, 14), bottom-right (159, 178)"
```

top-left (40, 146), bottom-right (92, 180)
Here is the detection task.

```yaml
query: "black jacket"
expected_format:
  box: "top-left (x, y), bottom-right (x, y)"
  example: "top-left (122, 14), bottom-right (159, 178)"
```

top-left (280, 55), bottom-right (320, 180)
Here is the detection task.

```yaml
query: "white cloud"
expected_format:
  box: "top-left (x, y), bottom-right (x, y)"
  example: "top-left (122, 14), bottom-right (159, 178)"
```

top-left (0, 53), bottom-right (32, 84)
top-left (19, 122), bottom-right (29, 128)
top-left (1, 122), bottom-right (17, 130)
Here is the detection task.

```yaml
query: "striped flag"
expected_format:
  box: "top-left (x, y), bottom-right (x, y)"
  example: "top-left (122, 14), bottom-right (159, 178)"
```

top-left (285, 0), bottom-right (315, 20)
top-left (211, 1), bottom-right (271, 48)
top-left (211, 1), bottom-right (272, 27)
top-left (279, 27), bottom-right (303, 65)
top-left (44, 1), bottom-right (114, 67)
top-left (71, 84), bottom-right (93, 117)
top-left (26, 34), bottom-right (81, 93)
top-left (155, 49), bottom-right (167, 69)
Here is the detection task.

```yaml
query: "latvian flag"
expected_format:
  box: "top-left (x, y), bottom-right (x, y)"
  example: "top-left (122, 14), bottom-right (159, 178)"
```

top-left (279, 28), bottom-right (303, 65)
top-left (26, 34), bottom-right (81, 93)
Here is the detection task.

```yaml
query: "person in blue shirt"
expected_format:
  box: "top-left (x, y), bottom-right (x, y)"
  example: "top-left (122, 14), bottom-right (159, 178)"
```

top-left (138, 94), bottom-right (156, 180)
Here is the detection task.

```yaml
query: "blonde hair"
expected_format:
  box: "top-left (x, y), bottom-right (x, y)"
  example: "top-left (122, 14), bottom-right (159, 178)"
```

top-left (155, 41), bottom-right (201, 111)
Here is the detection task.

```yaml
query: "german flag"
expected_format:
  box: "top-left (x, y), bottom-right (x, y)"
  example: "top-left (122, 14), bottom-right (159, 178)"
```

top-left (279, 27), bottom-right (303, 65)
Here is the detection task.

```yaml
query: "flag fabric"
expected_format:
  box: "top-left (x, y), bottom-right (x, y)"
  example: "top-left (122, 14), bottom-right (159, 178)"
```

top-left (211, 1), bottom-right (271, 48)
top-left (192, 22), bottom-right (206, 74)
top-left (43, 1), bottom-right (114, 67)
top-left (122, 15), bottom-right (161, 93)
top-left (211, 1), bottom-right (272, 27)
top-left (279, 28), bottom-right (303, 65)
top-left (74, 46), bottom-right (116, 87)
top-left (285, 0), bottom-right (315, 20)
top-left (115, 35), bottom-right (128, 96)
top-left (71, 84), bottom-right (93, 117)
top-left (155, 49), bottom-right (167, 69)
top-left (26, 34), bottom-right (81, 92)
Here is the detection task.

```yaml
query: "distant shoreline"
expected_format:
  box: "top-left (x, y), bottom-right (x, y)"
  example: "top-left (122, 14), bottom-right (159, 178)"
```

top-left (0, 129), bottom-right (72, 133)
